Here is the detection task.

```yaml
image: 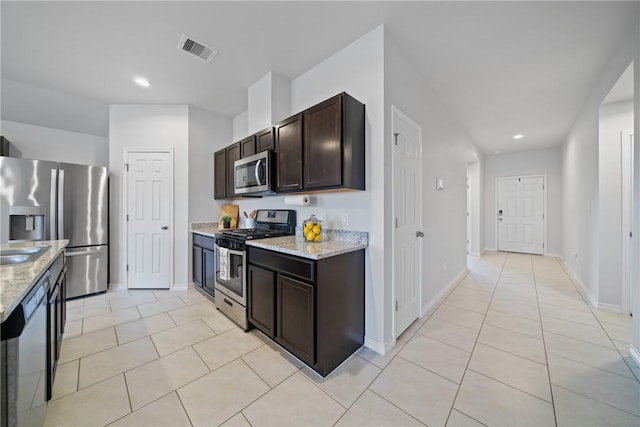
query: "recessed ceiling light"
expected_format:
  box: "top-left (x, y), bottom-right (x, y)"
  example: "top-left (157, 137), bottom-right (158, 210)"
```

top-left (494, 150), bottom-right (500, 154)
top-left (134, 77), bottom-right (150, 87)
top-left (513, 134), bottom-right (524, 140)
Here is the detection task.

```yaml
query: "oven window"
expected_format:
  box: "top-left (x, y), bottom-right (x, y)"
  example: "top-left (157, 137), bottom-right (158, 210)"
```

top-left (215, 249), bottom-right (244, 299)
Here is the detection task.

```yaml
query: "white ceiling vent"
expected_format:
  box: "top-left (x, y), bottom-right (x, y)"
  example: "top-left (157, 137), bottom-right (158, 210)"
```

top-left (177, 34), bottom-right (217, 63)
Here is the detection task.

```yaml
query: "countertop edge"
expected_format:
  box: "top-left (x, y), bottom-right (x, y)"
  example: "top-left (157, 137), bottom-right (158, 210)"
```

top-left (1, 240), bottom-right (69, 322)
top-left (246, 240), bottom-right (367, 260)
top-left (191, 229), bottom-right (218, 238)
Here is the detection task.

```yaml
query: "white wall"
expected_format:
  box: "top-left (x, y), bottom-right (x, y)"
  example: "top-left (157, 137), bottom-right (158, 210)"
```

top-left (385, 34), bottom-right (483, 319)
top-left (109, 105), bottom-right (190, 286)
top-left (0, 120), bottom-right (108, 166)
top-left (467, 161), bottom-right (483, 255)
top-left (233, 110), bottom-right (248, 141)
top-left (484, 148), bottom-right (562, 254)
top-left (632, 6), bottom-right (640, 363)
top-left (561, 23), bottom-right (638, 307)
top-left (188, 107), bottom-right (233, 222)
top-left (598, 101), bottom-right (634, 308)
top-left (1, 78), bottom-right (109, 137)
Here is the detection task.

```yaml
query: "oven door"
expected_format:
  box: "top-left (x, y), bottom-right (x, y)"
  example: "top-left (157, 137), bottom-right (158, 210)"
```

top-left (234, 151), bottom-right (271, 195)
top-left (214, 244), bottom-right (246, 306)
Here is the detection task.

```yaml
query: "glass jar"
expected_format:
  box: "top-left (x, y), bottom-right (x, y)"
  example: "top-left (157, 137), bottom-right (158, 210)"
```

top-left (302, 215), bottom-right (323, 242)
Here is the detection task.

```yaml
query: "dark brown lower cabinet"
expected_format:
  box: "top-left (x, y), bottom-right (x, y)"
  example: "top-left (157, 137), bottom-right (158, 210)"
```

top-left (248, 265), bottom-right (276, 338)
top-left (277, 275), bottom-right (314, 365)
top-left (192, 234), bottom-right (216, 298)
top-left (247, 246), bottom-right (364, 376)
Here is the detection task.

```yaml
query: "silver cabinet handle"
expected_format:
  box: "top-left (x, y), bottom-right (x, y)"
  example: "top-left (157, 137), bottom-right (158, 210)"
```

top-left (161, 226), bottom-right (169, 230)
top-left (416, 231), bottom-right (424, 238)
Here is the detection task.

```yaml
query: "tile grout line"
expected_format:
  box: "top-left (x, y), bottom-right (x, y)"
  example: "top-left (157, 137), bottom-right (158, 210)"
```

top-left (547, 352), bottom-right (640, 382)
top-left (550, 383), bottom-right (640, 419)
top-left (465, 367), bottom-right (553, 405)
top-left (532, 256), bottom-right (563, 426)
top-left (396, 354), bottom-right (463, 387)
top-left (442, 252), bottom-right (508, 426)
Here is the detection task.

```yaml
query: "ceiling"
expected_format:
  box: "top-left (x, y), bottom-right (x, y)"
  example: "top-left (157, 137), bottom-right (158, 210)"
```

top-left (1, 1), bottom-right (638, 153)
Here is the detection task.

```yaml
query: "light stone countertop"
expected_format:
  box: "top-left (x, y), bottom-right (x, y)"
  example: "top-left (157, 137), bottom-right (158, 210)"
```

top-left (247, 235), bottom-right (367, 260)
top-left (0, 240), bottom-right (69, 322)
top-left (191, 225), bottom-right (220, 238)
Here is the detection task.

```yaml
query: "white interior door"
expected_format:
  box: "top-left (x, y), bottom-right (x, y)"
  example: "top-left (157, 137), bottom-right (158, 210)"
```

top-left (621, 131), bottom-right (634, 315)
top-left (497, 176), bottom-right (545, 255)
top-left (467, 176), bottom-right (471, 254)
top-left (126, 151), bottom-right (173, 289)
top-left (392, 106), bottom-right (423, 339)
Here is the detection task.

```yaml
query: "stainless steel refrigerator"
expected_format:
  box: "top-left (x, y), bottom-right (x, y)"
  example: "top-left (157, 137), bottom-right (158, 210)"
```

top-left (0, 157), bottom-right (108, 298)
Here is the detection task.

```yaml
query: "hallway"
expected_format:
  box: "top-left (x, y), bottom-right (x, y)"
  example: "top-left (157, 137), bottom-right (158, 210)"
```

top-left (45, 252), bottom-right (640, 426)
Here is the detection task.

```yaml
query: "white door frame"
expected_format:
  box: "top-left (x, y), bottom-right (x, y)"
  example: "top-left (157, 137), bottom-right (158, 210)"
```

top-left (495, 174), bottom-right (547, 255)
top-left (621, 130), bottom-right (634, 315)
top-left (122, 148), bottom-right (175, 288)
top-left (391, 105), bottom-right (423, 340)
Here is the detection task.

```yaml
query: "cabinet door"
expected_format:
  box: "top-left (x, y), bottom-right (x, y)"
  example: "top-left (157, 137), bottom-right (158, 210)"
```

top-left (226, 143), bottom-right (241, 197)
top-left (256, 127), bottom-right (275, 152)
top-left (203, 248), bottom-right (216, 296)
top-left (304, 95), bottom-right (342, 189)
top-left (275, 115), bottom-right (303, 192)
top-left (214, 149), bottom-right (227, 199)
top-left (240, 136), bottom-right (256, 158)
top-left (248, 265), bottom-right (276, 338)
top-left (276, 275), bottom-right (314, 365)
top-left (193, 245), bottom-right (203, 288)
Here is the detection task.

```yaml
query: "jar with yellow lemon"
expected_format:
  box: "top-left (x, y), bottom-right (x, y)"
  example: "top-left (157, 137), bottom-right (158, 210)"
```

top-left (303, 215), bottom-right (323, 242)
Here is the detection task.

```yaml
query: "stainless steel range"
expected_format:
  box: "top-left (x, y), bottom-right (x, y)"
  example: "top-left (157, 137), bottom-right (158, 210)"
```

top-left (214, 210), bottom-right (296, 330)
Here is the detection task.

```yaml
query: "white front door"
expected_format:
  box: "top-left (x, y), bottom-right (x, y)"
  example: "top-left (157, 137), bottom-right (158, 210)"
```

top-left (392, 106), bottom-right (423, 339)
top-left (126, 151), bottom-right (173, 289)
top-left (497, 176), bottom-right (545, 255)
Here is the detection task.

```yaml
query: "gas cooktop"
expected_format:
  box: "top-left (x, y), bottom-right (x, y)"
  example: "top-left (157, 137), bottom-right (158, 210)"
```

top-left (215, 209), bottom-right (296, 241)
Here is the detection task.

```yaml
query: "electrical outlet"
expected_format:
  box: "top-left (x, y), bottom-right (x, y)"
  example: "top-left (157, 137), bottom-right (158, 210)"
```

top-left (318, 212), bottom-right (327, 223)
top-left (341, 213), bottom-right (350, 226)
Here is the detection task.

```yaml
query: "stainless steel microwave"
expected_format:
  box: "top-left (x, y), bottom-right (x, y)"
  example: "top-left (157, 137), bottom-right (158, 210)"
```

top-left (234, 151), bottom-right (275, 195)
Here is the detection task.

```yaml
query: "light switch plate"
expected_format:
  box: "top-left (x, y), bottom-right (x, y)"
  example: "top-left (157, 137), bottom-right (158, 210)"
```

top-left (436, 178), bottom-right (444, 191)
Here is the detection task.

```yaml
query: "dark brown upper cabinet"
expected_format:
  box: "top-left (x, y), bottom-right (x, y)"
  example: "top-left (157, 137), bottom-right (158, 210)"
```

top-left (214, 149), bottom-right (226, 199)
top-left (256, 127), bottom-right (275, 152)
top-left (240, 135), bottom-right (256, 158)
top-left (304, 93), bottom-right (365, 191)
top-left (275, 114), bottom-right (303, 192)
top-left (226, 142), bottom-right (241, 198)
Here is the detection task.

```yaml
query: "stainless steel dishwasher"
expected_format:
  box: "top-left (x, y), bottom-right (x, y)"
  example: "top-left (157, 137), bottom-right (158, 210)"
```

top-left (1, 271), bottom-right (50, 427)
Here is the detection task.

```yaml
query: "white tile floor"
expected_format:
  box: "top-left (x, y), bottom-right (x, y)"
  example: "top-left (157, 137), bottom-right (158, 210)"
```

top-left (44, 252), bottom-right (640, 426)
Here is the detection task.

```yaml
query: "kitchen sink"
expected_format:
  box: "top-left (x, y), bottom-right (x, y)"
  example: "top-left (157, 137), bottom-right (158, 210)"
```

top-left (0, 246), bottom-right (49, 265)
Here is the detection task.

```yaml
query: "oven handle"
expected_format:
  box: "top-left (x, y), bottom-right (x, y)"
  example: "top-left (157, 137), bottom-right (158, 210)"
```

top-left (215, 245), bottom-right (244, 257)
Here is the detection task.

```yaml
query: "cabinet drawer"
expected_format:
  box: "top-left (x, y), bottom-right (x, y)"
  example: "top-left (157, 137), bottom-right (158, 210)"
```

top-left (249, 247), bottom-right (314, 282)
top-left (193, 234), bottom-right (215, 251)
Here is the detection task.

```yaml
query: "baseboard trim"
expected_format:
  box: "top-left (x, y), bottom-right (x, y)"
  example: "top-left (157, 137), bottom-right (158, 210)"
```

top-left (546, 253), bottom-right (562, 258)
top-left (630, 345), bottom-right (640, 370)
top-left (559, 258), bottom-right (598, 308)
top-left (484, 247), bottom-right (497, 252)
top-left (421, 267), bottom-right (469, 319)
top-left (109, 284), bottom-right (126, 291)
top-left (364, 336), bottom-right (394, 355)
top-left (172, 283), bottom-right (190, 291)
top-left (597, 302), bottom-right (622, 313)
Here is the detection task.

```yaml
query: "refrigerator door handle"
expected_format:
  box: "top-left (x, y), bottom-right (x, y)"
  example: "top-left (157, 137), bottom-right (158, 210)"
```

top-left (50, 169), bottom-right (57, 240)
top-left (65, 246), bottom-right (105, 257)
top-left (57, 169), bottom-right (64, 239)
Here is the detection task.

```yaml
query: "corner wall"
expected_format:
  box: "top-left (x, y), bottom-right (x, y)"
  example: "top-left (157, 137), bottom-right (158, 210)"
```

top-left (109, 105), bottom-right (190, 287)
top-left (632, 4), bottom-right (640, 367)
top-left (561, 22), bottom-right (638, 307)
top-left (384, 33), bottom-right (483, 321)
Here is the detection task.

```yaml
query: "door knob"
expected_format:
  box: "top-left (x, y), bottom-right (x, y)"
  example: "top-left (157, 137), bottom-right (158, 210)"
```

top-left (498, 218), bottom-right (503, 221)
top-left (161, 226), bottom-right (169, 230)
top-left (416, 231), bottom-right (425, 237)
